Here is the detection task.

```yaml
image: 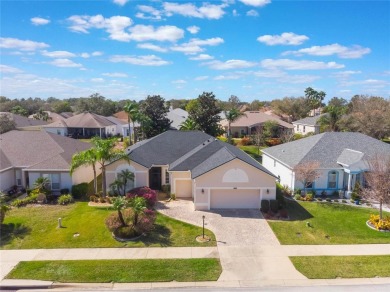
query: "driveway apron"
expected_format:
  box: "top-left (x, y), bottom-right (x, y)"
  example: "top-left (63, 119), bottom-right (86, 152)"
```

top-left (157, 199), bottom-right (306, 281)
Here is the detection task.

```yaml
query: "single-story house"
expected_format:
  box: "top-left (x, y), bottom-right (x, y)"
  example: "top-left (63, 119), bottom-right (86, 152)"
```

top-left (262, 132), bottom-right (390, 198)
top-left (166, 107), bottom-right (188, 130)
top-left (0, 112), bottom-right (48, 131)
top-left (0, 130), bottom-right (94, 192)
top-left (292, 114), bottom-right (326, 135)
top-left (28, 111), bottom-right (74, 123)
top-left (43, 112), bottom-right (127, 138)
top-left (106, 130), bottom-right (276, 210)
top-left (220, 111), bottom-right (294, 138)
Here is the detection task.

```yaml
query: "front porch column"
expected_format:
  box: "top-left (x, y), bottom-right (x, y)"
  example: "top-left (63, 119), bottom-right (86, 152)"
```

top-left (347, 173), bottom-right (352, 192)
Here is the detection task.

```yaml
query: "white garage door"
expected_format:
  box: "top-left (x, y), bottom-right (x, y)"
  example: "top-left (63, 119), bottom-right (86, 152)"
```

top-left (176, 180), bottom-right (192, 198)
top-left (210, 189), bottom-right (260, 209)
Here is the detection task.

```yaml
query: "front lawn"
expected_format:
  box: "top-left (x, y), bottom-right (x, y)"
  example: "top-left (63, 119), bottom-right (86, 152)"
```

top-left (6, 259), bottom-right (222, 282)
top-left (290, 256), bottom-right (390, 279)
top-left (1, 202), bottom-right (216, 249)
top-left (268, 200), bottom-right (390, 244)
top-left (237, 145), bottom-right (263, 160)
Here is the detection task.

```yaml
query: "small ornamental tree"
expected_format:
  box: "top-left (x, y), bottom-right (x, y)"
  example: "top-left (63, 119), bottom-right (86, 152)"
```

top-left (362, 155), bottom-right (390, 219)
top-left (126, 186), bottom-right (157, 208)
top-left (293, 161), bottom-right (321, 195)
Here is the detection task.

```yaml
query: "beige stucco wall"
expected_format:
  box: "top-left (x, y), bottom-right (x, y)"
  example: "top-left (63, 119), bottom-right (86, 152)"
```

top-left (72, 164), bottom-right (98, 185)
top-left (170, 171), bottom-right (191, 196)
top-left (175, 180), bottom-right (192, 198)
top-left (105, 159), bottom-right (148, 190)
top-left (193, 159), bottom-right (276, 210)
top-left (294, 124), bottom-right (319, 135)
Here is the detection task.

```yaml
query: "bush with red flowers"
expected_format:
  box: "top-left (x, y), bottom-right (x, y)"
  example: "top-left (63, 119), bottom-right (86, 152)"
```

top-left (126, 186), bottom-right (157, 208)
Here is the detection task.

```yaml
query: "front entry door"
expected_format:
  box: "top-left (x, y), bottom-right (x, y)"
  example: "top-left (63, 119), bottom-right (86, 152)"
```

top-left (149, 167), bottom-right (162, 190)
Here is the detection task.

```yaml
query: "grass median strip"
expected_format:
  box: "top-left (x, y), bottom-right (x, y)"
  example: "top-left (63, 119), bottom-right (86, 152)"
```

top-left (290, 255), bottom-right (390, 279)
top-left (6, 259), bottom-right (222, 283)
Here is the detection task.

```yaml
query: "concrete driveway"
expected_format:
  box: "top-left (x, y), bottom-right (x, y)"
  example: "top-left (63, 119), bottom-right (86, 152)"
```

top-left (157, 199), bottom-right (306, 282)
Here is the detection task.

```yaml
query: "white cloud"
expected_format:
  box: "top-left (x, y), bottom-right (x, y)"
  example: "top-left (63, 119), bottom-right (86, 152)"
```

top-left (41, 50), bottom-right (76, 58)
top-left (232, 9), bottom-right (239, 16)
top-left (0, 37), bottom-right (49, 51)
top-left (81, 53), bottom-right (90, 58)
top-left (187, 26), bottom-right (200, 34)
top-left (163, 2), bottom-right (227, 19)
top-left (239, 0), bottom-right (271, 7)
top-left (31, 17), bottom-right (50, 26)
top-left (204, 59), bottom-right (257, 70)
top-left (49, 58), bottom-right (83, 68)
top-left (80, 51), bottom-right (103, 58)
top-left (261, 59), bottom-right (344, 70)
top-left (137, 43), bottom-right (168, 52)
top-left (189, 54), bottom-right (214, 61)
top-left (257, 32), bottom-right (309, 46)
top-left (253, 70), bottom-right (285, 78)
top-left (172, 79), bottom-right (187, 84)
top-left (92, 51), bottom-right (103, 56)
top-left (214, 74), bottom-right (241, 80)
top-left (171, 37), bottom-right (224, 55)
top-left (195, 76), bottom-right (209, 81)
top-left (110, 55), bottom-right (170, 66)
top-left (278, 74), bottom-right (321, 84)
top-left (91, 78), bottom-right (105, 82)
top-left (113, 0), bottom-right (129, 6)
top-left (136, 5), bottom-right (163, 20)
top-left (282, 43), bottom-right (371, 59)
top-left (332, 70), bottom-right (362, 78)
top-left (102, 72), bottom-right (128, 78)
top-left (128, 25), bottom-right (184, 42)
top-left (0, 64), bottom-right (23, 74)
top-left (246, 10), bottom-right (259, 17)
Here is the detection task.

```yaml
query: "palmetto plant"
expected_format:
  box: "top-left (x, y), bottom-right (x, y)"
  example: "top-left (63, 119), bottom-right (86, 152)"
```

top-left (179, 118), bottom-right (198, 131)
top-left (33, 177), bottom-right (50, 192)
top-left (224, 108), bottom-right (246, 142)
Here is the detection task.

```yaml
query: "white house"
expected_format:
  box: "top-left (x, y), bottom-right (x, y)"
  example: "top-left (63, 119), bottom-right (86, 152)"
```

top-left (292, 114), bottom-right (326, 135)
top-left (262, 132), bottom-right (390, 198)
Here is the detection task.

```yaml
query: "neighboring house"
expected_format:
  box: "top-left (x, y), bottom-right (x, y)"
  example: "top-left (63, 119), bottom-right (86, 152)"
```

top-left (43, 112), bottom-right (124, 138)
top-left (262, 132), bottom-right (390, 198)
top-left (220, 111), bottom-right (294, 138)
top-left (0, 112), bottom-right (48, 131)
top-left (0, 130), bottom-right (93, 192)
top-left (28, 111), bottom-right (73, 123)
top-left (167, 107), bottom-right (188, 130)
top-left (106, 130), bottom-right (276, 210)
top-left (292, 114), bottom-right (326, 135)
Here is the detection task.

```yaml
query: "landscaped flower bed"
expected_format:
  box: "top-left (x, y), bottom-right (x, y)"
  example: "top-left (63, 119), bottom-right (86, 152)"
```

top-left (368, 214), bottom-right (390, 231)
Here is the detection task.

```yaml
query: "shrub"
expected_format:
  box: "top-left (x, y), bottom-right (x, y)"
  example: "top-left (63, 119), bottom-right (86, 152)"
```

top-left (276, 189), bottom-right (286, 208)
top-left (217, 136), bottom-right (227, 143)
top-left (326, 198), bottom-right (332, 202)
top-left (317, 198), bottom-right (323, 202)
top-left (294, 194), bottom-right (302, 201)
top-left (89, 195), bottom-right (96, 202)
top-left (126, 187), bottom-right (157, 208)
top-left (351, 182), bottom-right (361, 201)
top-left (294, 189), bottom-right (302, 195)
top-left (240, 136), bottom-right (252, 146)
top-left (105, 212), bottom-right (123, 232)
top-left (11, 199), bottom-right (25, 208)
top-left (170, 193), bottom-right (176, 200)
top-left (58, 194), bottom-right (74, 205)
top-left (60, 188), bottom-right (69, 195)
top-left (342, 199), bottom-right (347, 203)
top-left (261, 200), bottom-right (270, 213)
top-left (265, 138), bottom-right (281, 146)
top-left (99, 197), bottom-right (106, 203)
top-left (270, 200), bottom-right (278, 213)
top-left (114, 226), bottom-right (139, 238)
top-left (369, 214), bottom-right (390, 231)
top-left (0, 198), bottom-right (10, 224)
top-left (305, 193), bottom-right (314, 201)
top-left (161, 184), bottom-right (171, 194)
top-left (136, 209), bottom-right (156, 234)
top-left (279, 209), bottom-right (288, 219)
top-left (71, 183), bottom-right (88, 200)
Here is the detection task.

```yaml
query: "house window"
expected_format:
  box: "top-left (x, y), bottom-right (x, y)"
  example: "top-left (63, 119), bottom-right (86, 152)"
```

top-left (328, 171), bottom-right (338, 189)
top-left (165, 170), bottom-right (170, 184)
top-left (303, 126), bottom-right (306, 133)
top-left (297, 125), bottom-right (300, 131)
top-left (306, 181), bottom-right (314, 189)
top-left (43, 173), bottom-right (60, 190)
top-left (57, 129), bottom-right (61, 135)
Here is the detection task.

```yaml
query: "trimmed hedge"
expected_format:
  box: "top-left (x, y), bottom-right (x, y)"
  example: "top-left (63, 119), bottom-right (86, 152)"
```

top-left (261, 200), bottom-right (270, 213)
top-left (71, 183), bottom-right (88, 199)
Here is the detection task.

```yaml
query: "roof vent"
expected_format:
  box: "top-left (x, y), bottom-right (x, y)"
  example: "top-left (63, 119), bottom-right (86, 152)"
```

top-left (203, 143), bottom-right (205, 145)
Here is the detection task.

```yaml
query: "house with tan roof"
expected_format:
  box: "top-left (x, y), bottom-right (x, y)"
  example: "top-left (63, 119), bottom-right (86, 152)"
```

top-left (220, 111), bottom-right (294, 138)
top-left (43, 112), bottom-right (128, 138)
top-left (0, 130), bottom-right (94, 192)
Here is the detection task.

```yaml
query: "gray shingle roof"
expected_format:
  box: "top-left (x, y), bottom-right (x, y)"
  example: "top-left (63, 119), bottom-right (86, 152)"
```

top-left (0, 130), bottom-right (91, 171)
top-left (262, 132), bottom-right (390, 169)
top-left (1, 112), bottom-right (48, 127)
top-left (128, 130), bottom-right (274, 178)
top-left (292, 114), bottom-right (326, 126)
top-left (337, 149), bottom-right (365, 166)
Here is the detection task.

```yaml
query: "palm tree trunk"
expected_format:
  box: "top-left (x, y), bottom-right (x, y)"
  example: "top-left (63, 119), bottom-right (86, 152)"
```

top-left (92, 165), bottom-right (97, 194)
top-left (102, 165), bottom-right (107, 197)
top-left (118, 210), bottom-right (126, 226)
top-left (128, 118), bottom-right (132, 146)
top-left (132, 121), bottom-right (137, 144)
top-left (228, 122), bottom-right (231, 142)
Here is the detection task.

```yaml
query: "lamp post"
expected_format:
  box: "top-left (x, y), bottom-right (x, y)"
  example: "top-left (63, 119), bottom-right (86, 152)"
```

top-left (202, 215), bottom-right (205, 239)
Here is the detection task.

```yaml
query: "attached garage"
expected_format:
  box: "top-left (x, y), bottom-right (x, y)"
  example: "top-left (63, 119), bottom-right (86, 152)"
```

top-left (175, 180), bottom-right (192, 198)
top-left (210, 189), bottom-right (260, 209)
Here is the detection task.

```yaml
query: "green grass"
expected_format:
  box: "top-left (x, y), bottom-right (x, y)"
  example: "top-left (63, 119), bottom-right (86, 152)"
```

top-left (268, 200), bottom-right (390, 244)
top-left (6, 259), bottom-right (222, 283)
top-left (1, 202), bottom-right (216, 249)
top-left (290, 256), bottom-right (390, 279)
top-left (237, 145), bottom-right (263, 160)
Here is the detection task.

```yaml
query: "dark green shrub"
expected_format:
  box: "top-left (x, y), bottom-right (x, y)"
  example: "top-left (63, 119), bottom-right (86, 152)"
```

top-left (305, 193), bottom-right (314, 201)
top-left (326, 198), bottom-right (332, 202)
top-left (261, 200), bottom-right (270, 213)
top-left (71, 183), bottom-right (88, 199)
top-left (351, 182), bottom-right (361, 201)
top-left (161, 184), bottom-right (171, 194)
top-left (276, 190), bottom-right (286, 208)
top-left (270, 199), bottom-right (278, 213)
top-left (58, 194), bottom-right (74, 205)
top-left (294, 189), bottom-right (301, 195)
top-left (60, 188), bottom-right (69, 195)
top-left (294, 194), bottom-right (302, 201)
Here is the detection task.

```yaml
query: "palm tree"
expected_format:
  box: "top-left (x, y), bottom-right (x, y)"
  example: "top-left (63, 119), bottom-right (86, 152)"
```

top-left (33, 177), bottom-right (50, 192)
top-left (134, 112), bottom-right (151, 141)
top-left (179, 118), bottom-right (198, 131)
top-left (70, 148), bottom-right (98, 194)
top-left (112, 196), bottom-right (128, 227)
top-left (224, 108), bottom-right (246, 142)
top-left (123, 101), bottom-right (139, 145)
top-left (117, 169), bottom-right (134, 196)
top-left (33, 109), bottom-right (51, 122)
top-left (128, 196), bottom-right (146, 228)
top-left (92, 137), bottom-right (131, 197)
top-left (318, 106), bottom-right (345, 132)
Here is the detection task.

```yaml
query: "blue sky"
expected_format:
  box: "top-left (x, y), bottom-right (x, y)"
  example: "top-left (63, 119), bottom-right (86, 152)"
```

top-left (1, 0), bottom-right (389, 102)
